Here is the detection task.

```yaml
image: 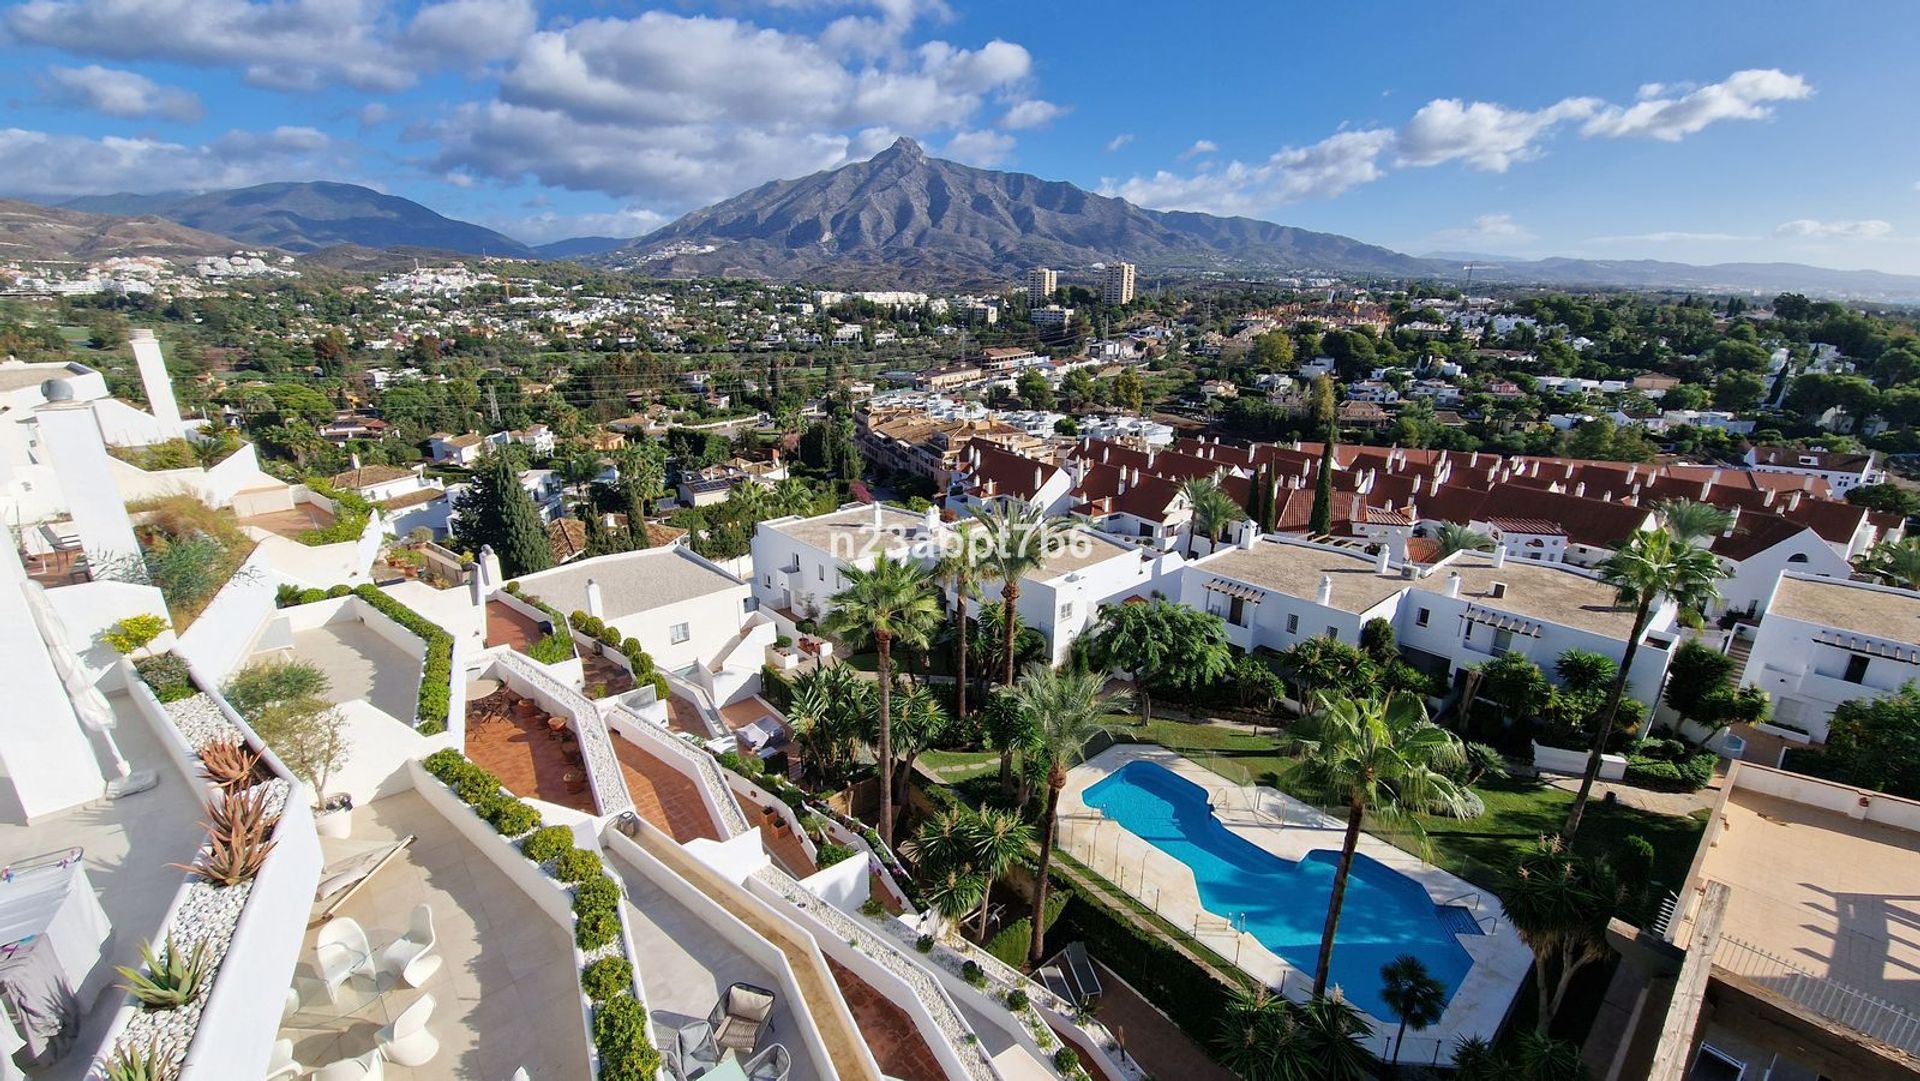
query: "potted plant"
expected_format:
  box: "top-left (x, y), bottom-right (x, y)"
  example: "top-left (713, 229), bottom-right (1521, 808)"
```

top-left (251, 695), bottom-right (354, 838)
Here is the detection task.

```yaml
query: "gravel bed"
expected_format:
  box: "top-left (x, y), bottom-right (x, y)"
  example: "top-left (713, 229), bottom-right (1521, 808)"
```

top-left (164, 693), bottom-right (245, 750)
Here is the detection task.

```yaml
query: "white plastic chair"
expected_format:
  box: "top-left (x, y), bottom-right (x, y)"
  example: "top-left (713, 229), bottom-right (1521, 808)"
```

top-left (380, 903), bottom-right (443, 988)
top-left (316, 917), bottom-right (378, 1004)
top-left (313, 1049), bottom-right (384, 1081)
top-left (265, 1038), bottom-right (303, 1081)
top-left (510, 1071), bottom-right (531, 1081)
top-left (377, 992), bottom-right (439, 1066)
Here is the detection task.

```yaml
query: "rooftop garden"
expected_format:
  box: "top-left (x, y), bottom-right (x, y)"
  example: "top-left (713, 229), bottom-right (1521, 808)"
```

top-left (274, 582), bottom-right (454, 735)
top-left (111, 495), bottom-right (259, 630)
top-left (106, 431), bottom-right (243, 472)
top-left (294, 478), bottom-right (374, 546)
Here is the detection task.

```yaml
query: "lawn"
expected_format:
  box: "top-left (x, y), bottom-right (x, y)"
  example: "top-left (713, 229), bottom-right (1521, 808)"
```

top-left (921, 748), bottom-right (1001, 782)
top-left (846, 649), bottom-right (956, 678)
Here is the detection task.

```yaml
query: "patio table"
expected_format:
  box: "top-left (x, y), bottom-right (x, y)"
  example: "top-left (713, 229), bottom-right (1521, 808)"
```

top-left (702, 1050), bottom-right (750, 1081)
top-left (285, 949), bottom-right (404, 1032)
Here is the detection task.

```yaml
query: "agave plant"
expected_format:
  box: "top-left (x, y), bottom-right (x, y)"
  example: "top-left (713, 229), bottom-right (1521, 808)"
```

top-left (103, 1041), bottom-right (171, 1081)
top-left (195, 739), bottom-right (259, 793)
top-left (116, 937), bottom-right (210, 1009)
top-left (171, 785), bottom-right (279, 887)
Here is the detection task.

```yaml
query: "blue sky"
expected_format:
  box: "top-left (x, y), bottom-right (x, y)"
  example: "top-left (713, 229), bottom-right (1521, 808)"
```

top-left (3, 0), bottom-right (1917, 271)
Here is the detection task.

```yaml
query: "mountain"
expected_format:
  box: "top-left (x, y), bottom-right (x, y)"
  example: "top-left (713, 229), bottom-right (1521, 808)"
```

top-left (534, 236), bottom-right (628, 259)
top-left (1440, 256), bottom-right (1920, 301)
top-left (64, 182), bottom-right (535, 258)
top-left (609, 138), bottom-right (1429, 285)
top-left (0, 199), bottom-right (248, 261)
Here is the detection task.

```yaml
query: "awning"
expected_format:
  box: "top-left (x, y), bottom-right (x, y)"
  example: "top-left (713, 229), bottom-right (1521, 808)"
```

top-left (1812, 630), bottom-right (1920, 665)
top-left (1203, 578), bottom-right (1266, 603)
top-left (1462, 604), bottom-right (1543, 637)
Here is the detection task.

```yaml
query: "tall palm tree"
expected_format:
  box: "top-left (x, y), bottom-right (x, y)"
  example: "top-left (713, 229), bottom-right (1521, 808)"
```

top-left (1283, 693), bottom-right (1467, 996)
top-left (1563, 527), bottom-right (1722, 837)
top-left (973, 503), bottom-right (1068, 687)
top-left (1012, 663), bottom-right (1126, 964)
top-left (883, 682), bottom-right (949, 831)
top-left (923, 865), bottom-right (987, 939)
top-left (1654, 497), bottom-right (1735, 543)
top-left (1180, 477), bottom-right (1242, 556)
top-left (823, 556), bottom-right (940, 845)
top-left (980, 689), bottom-right (1035, 798)
top-left (1863, 536), bottom-right (1920, 590)
top-left (968, 807), bottom-right (1033, 937)
top-left (1433, 522), bottom-right (1495, 557)
top-left (1379, 954), bottom-right (1447, 1064)
top-left (932, 537), bottom-right (985, 720)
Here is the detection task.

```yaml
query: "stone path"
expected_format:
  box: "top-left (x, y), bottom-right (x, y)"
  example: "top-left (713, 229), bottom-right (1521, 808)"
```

top-left (1541, 773), bottom-right (1722, 816)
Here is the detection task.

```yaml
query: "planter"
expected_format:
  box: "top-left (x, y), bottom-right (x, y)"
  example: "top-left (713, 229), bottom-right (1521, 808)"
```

top-left (1531, 740), bottom-right (1627, 781)
top-left (315, 794), bottom-right (354, 839)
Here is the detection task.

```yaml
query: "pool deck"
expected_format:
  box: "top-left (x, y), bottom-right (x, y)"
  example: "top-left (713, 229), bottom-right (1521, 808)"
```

top-left (1057, 744), bottom-right (1533, 1065)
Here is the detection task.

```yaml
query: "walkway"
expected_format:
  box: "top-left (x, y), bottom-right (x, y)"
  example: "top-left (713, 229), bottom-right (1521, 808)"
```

top-left (1543, 773), bottom-right (1722, 816)
top-left (825, 958), bottom-right (947, 1081)
top-left (239, 502), bottom-right (333, 538)
top-left (464, 703), bottom-right (596, 813)
top-left (1088, 962), bottom-right (1233, 1081)
top-left (484, 600), bottom-right (543, 651)
top-left (734, 792), bottom-right (815, 878)
top-left (613, 738), bottom-right (722, 843)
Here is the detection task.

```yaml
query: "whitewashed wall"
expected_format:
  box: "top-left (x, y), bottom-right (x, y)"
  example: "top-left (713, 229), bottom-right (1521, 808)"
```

top-left (174, 547), bottom-right (278, 684)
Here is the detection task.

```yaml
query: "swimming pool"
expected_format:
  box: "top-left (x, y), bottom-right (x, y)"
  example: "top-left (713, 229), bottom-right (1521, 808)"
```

top-left (1082, 759), bottom-right (1475, 1021)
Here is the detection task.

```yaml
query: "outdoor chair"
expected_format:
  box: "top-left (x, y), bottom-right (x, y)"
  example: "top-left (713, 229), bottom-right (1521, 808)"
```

top-left (313, 1050), bottom-right (384, 1081)
top-left (265, 1038), bottom-right (303, 1081)
top-left (376, 992), bottom-right (440, 1066)
top-left (745, 1043), bottom-right (791, 1081)
top-left (673, 1020), bottom-right (721, 1080)
top-left (316, 916), bottom-right (378, 1004)
top-left (380, 903), bottom-right (443, 987)
top-left (709, 982), bottom-right (776, 1057)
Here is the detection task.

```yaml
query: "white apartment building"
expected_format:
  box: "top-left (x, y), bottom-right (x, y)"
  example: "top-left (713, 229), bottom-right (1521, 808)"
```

top-left (749, 503), bottom-right (952, 621)
top-left (1179, 538), bottom-right (1407, 656)
top-left (1743, 446), bottom-right (1882, 494)
top-left (1739, 573), bottom-right (1920, 740)
top-left (1101, 261), bottom-right (1136, 305)
top-left (1031, 305), bottom-right (1074, 330)
top-left (978, 525), bottom-right (1169, 666)
top-left (1025, 266), bottom-right (1057, 306)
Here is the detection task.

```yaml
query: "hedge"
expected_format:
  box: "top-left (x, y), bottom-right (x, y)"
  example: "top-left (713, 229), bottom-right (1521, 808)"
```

top-left (986, 892), bottom-right (1067, 969)
top-left (593, 994), bottom-right (663, 1081)
top-left (1045, 880), bottom-right (1239, 1049)
top-left (299, 480), bottom-right (374, 546)
top-left (351, 584), bottom-right (454, 734)
top-left (134, 653), bottom-right (196, 702)
top-left (1623, 739), bottom-right (1718, 792)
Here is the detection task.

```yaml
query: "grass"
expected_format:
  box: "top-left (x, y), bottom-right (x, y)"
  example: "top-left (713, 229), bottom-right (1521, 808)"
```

top-left (920, 749), bottom-right (1000, 782)
top-left (846, 649), bottom-right (956, 678)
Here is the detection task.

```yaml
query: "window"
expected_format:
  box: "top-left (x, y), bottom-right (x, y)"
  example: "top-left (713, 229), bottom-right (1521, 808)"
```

top-left (1059, 601), bottom-right (1075, 621)
top-left (1416, 607), bottom-right (1430, 627)
top-left (763, 574), bottom-right (772, 588)
top-left (1326, 626), bottom-right (1338, 640)
top-left (1286, 613), bottom-right (1299, 634)
top-left (1492, 628), bottom-right (1514, 655)
top-left (816, 565), bottom-right (824, 581)
top-left (670, 623), bottom-right (691, 645)
top-left (1787, 552), bottom-right (1809, 564)
top-left (1844, 653), bottom-right (1870, 684)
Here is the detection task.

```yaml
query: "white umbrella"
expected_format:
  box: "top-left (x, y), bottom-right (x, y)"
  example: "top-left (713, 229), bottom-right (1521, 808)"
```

top-left (23, 580), bottom-right (131, 779)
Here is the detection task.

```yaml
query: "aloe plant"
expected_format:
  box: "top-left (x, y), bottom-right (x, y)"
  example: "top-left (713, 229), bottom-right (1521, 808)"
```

top-left (171, 785), bottom-right (279, 887)
top-left (195, 739), bottom-right (259, 793)
top-left (116, 937), bottom-right (210, 1009)
top-left (103, 1040), bottom-right (171, 1081)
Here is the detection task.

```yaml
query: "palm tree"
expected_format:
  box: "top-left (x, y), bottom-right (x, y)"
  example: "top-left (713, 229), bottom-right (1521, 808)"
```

top-left (1654, 497), bottom-right (1735, 543)
top-left (1283, 693), bottom-right (1466, 996)
top-left (932, 538), bottom-right (985, 720)
top-left (1379, 954), bottom-right (1447, 1064)
top-left (968, 807), bottom-right (1033, 937)
top-left (1180, 477), bottom-right (1242, 556)
top-left (1294, 995), bottom-right (1376, 1081)
top-left (1563, 527), bottom-right (1722, 837)
top-left (1503, 836), bottom-right (1623, 1032)
top-left (883, 681), bottom-right (948, 832)
top-left (1215, 986), bottom-right (1313, 1081)
top-left (973, 502), bottom-right (1068, 687)
top-left (787, 664), bottom-right (870, 788)
top-left (923, 866), bottom-right (987, 939)
top-left (980, 689), bottom-right (1035, 798)
top-left (1433, 522), bottom-right (1495, 557)
top-left (823, 556), bottom-right (940, 845)
top-left (1863, 536), bottom-right (1920, 590)
top-left (1012, 663), bottom-right (1126, 964)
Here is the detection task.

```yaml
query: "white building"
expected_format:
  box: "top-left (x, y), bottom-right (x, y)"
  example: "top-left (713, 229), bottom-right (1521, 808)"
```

top-left (1101, 261), bottom-right (1136, 305)
top-left (1743, 446), bottom-right (1882, 495)
top-left (1739, 573), bottom-right (1920, 741)
top-left (1031, 306), bottom-right (1074, 330)
top-left (429, 431), bottom-right (485, 466)
top-left (1705, 514), bottom-right (1852, 619)
top-left (980, 525), bottom-right (1168, 665)
top-left (1026, 267), bottom-right (1057, 306)
top-left (1179, 538), bottom-right (1406, 656)
top-left (749, 503), bottom-right (951, 622)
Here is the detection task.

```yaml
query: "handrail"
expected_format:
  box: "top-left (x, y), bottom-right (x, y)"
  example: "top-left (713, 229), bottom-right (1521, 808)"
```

top-left (1438, 889), bottom-right (1480, 908)
top-left (1714, 933), bottom-right (1920, 1055)
top-left (493, 651), bottom-right (634, 815)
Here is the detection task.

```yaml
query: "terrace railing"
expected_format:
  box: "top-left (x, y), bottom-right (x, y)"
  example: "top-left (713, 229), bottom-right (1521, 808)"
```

top-left (1714, 933), bottom-right (1920, 1056)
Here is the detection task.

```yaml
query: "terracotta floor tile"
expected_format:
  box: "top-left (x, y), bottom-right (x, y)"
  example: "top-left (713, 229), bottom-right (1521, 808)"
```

top-left (825, 959), bottom-right (946, 1081)
top-left (613, 739), bottom-right (723, 843)
top-left (464, 706), bottom-right (596, 813)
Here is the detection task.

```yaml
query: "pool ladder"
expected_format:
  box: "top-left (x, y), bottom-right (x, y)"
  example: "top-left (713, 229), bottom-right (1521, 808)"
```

top-left (1437, 889), bottom-right (1501, 935)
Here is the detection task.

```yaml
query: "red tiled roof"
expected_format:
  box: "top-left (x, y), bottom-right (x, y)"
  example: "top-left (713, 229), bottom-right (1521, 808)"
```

top-left (1710, 515), bottom-right (1818, 563)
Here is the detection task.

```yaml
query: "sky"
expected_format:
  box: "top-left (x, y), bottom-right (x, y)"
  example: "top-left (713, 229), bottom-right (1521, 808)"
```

top-left (3, 0), bottom-right (1919, 271)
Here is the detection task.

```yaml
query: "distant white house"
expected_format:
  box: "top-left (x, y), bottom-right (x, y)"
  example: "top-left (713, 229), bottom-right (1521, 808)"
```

top-left (1739, 573), bottom-right (1920, 741)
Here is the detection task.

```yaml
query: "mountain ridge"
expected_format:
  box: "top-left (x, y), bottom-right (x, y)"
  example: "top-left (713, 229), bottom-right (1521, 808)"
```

top-left (0, 199), bottom-right (250, 261)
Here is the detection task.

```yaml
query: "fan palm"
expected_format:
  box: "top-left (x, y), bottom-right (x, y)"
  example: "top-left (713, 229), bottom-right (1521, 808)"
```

top-left (1563, 527), bottom-right (1722, 837)
top-left (786, 664), bottom-right (869, 788)
top-left (823, 556), bottom-right (940, 845)
top-left (972, 502), bottom-right (1069, 687)
top-left (932, 536), bottom-right (985, 720)
top-left (1180, 477), bottom-right (1242, 556)
top-left (1282, 693), bottom-right (1466, 996)
top-left (1863, 536), bottom-right (1920, 590)
top-left (1379, 954), bottom-right (1447, 1063)
top-left (1433, 522), bottom-right (1495, 557)
top-left (1654, 497), bottom-right (1735, 543)
top-left (1012, 663), bottom-right (1126, 964)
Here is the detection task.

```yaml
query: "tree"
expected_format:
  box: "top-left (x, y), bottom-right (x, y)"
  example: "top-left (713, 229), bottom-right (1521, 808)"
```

top-left (1251, 330), bottom-right (1295, 369)
top-left (1215, 987), bottom-right (1376, 1081)
top-left (1309, 436), bottom-right (1336, 535)
top-left (1180, 478), bottom-right (1241, 556)
top-left (786, 665), bottom-right (871, 788)
top-left (1012, 664), bottom-right (1125, 964)
top-left (823, 556), bottom-right (940, 845)
top-left (980, 688), bottom-right (1035, 798)
top-left (1478, 651), bottom-right (1550, 723)
top-left (912, 806), bottom-right (1034, 938)
top-left (1274, 636), bottom-right (1374, 708)
top-left (1564, 528), bottom-right (1723, 837)
top-left (1847, 484), bottom-right (1920, 521)
top-left (1862, 537), bottom-right (1920, 590)
top-left (1379, 955), bottom-right (1447, 1064)
top-left (1708, 339), bottom-right (1771, 373)
top-left (1086, 599), bottom-right (1230, 719)
top-left (454, 452), bottom-right (553, 578)
top-left (1503, 837), bottom-right (1624, 1032)
top-left (1653, 498), bottom-right (1733, 543)
top-left (1663, 639), bottom-right (1735, 729)
top-left (1016, 369), bottom-right (1054, 410)
top-left (1813, 684), bottom-right (1920, 798)
top-left (1112, 367), bottom-right (1145, 414)
top-left (1282, 693), bottom-right (1466, 996)
top-left (1359, 617), bottom-right (1396, 665)
top-left (879, 681), bottom-right (948, 830)
top-left (250, 695), bottom-right (349, 806)
top-left (932, 540), bottom-right (985, 721)
top-left (1713, 370), bottom-right (1768, 412)
top-left (1434, 522), bottom-right (1495, 557)
top-left (972, 503), bottom-right (1068, 687)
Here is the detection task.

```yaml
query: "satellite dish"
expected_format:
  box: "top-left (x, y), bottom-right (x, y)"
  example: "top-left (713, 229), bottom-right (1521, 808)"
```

top-left (41, 380), bottom-right (74, 402)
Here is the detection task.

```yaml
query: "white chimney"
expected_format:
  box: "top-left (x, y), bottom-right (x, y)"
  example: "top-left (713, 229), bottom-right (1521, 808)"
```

top-left (586, 578), bottom-right (604, 619)
top-left (1375, 546), bottom-right (1391, 574)
top-left (1444, 572), bottom-right (1462, 598)
top-left (1762, 487), bottom-right (1776, 508)
top-left (350, 451), bottom-right (361, 471)
top-left (924, 505), bottom-right (939, 533)
top-left (1490, 546), bottom-right (1506, 569)
top-left (478, 545), bottom-right (502, 588)
top-left (1723, 505), bottom-right (1741, 538)
top-left (1574, 482), bottom-right (1586, 498)
top-left (1316, 575), bottom-right (1334, 606)
top-left (128, 330), bottom-right (184, 438)
top-left (872, 500), bottom-right (884, 528)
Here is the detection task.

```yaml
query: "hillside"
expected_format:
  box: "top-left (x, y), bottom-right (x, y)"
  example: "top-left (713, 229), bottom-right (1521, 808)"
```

top-left (608, 138), bottom-right (1429, 285)
top-left (0, 199), bottom-right (248, 261)
top-left (64, 182), bottom-right (536, 258)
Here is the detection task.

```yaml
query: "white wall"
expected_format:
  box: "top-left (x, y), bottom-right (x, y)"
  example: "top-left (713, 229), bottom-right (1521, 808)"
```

top-left (173, 547), bottom-right (279, 684)
top-left (1740, 593), bottom-right (1920, 741)
top-left (609, 584), bottom-right (752, 676)
top-left (1714, 533), bottom-right (1851, 618)
top-left (799, 850), bottom-right (870, 914)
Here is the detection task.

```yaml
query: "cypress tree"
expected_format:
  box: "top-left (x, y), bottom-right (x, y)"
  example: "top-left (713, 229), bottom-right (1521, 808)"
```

top-left (458, 452), bottom-right (552, 578)
top-left (1309, 435), bottom-right (1336, 536)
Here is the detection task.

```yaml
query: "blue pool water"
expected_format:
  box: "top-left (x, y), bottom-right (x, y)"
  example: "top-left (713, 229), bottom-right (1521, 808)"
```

top-left (1082, 760), bottom-right (1474, 1020)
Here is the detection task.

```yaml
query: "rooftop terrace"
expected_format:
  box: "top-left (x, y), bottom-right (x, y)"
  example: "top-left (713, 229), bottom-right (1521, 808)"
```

top-left (1413, 551), bottom-right (1639, 636)
top-left (1770, 574), bottom-right (1920, 643)
top-left (1199, 539), bottom-right (1407, 613)
top-left (516, 547), bottom-right (741, 622)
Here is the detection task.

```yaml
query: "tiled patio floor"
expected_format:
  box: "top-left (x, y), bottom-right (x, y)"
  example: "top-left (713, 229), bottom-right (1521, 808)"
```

top-left (252, 619), bottom-right (421, 721)
top-left (733, 792), bottom-right (815, 878)
top-left (484, 600), bottom-right (543, 651)
top-left (463, 707), bottom-right (596, 813)
top-left (612, 737), bottom-right (722, 843)
top-left (580, 648), bottom-right (635, 697)
top-left (279, 789), bottom-right (591, 1081)
top-left (664, 693), bottom-right (712, 737)
top-left (239, 503), bottom-right (334, 538)
top-left (825, 958), bottom-right (947, 1081)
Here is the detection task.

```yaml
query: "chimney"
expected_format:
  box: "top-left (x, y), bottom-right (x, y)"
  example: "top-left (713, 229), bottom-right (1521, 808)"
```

top-left (1723, 505), bottom-right (1741, 538)
top-left (1489, 581), bottom-right (1508, 599)
top-left (1033, 465), bottom-right (1043, 492)
top-left (1316, 575), bottom-right (1334, 606)
top-left (1788, 490), bottom-right (1803, 512)
top-left (128, 330), bottom-right (185, 438)
top-left (1626, 465), bottom-right (1638, 484)
top-left (1574, 482), bottom-right (1585, 498)
top-left (872, 500), bottom-right (884, 528)
top-left (586, 578), bottom-right (604, 619)
top-left (1762, 487), bottom-right (1776, 508)
top-left (1700, 480), bottom-right (1713, 500)
top-left (1444, 572), bottom-right (1462, 598)
top-left (466, 561), bottom-right (484, 607)
top-left (1710, 469), bottom-right (1723, 486)
top-left (479, 545), bottom-right (502, 588)
top-left (350, 451), bottom-right (361, 471)
top-left (1491, 546), bottom-right (1507, 569)
top-left (1375, 546), bottom-right (1391, 574)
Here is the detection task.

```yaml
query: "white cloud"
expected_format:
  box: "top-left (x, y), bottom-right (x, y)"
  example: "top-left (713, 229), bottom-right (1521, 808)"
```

top-left (999, 99), bottom-right (1067, 130)
top-left (356, 102), bottom-right (391, 127)
top-left (36, 64), bottom-right (202, 121)
top-left (1775, 218), bottom-right (1893, 239)
top-left (489, 206), bottom-right (670, 245)
top-left (942, 129), bottom-right (1014, 167)
top-left (1178, 139), bottom-right (1218, 160)
top-left (1102, 68), bottom-right (1810, 216)
top-left (1104, 133), bottom-right (1133, 152)
top-left (1431, 212), bottom-right (1536, 247)
top-left (0, 125), bottom-right (344, 198)
top-left (405, 0), bottom-right (535, 66)
top-left (1584, 69), bottom-right (1811, 141)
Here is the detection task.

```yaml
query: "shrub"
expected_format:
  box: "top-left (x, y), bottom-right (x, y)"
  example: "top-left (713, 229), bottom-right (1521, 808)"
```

top-left (298, 482), bottom-right (373, 545)
top-left (816, 842), bottom-right (857, 868)
top-left (527, 632), bottom-right (574, 664)
top-left (351, 585), bottom-right (453, 731)
top-left (483, 797), bottom-right (541, 837)
top-left (1048, 881), bottom-right (1235, 1047)
top-left (521, 826), bottom-right (576, 864)
top-left (299, 588), bottom-right (328, 606)
top-left (134, 653), bottom-right (195, 702)
top-left (553, 847), bottom-right (605, 883)
top-left (915, 933), bottom-right (935, 953)
top-left (961, 960), bottom-right (985, 987)
top-left (573, 874), bottom-right (622, 912)
top-left (1625, 748), bottom-right (1718, 792)
top-left (454, 768), bottom-right (505, 805)
top-left (102, 1041), bottom-right (167, 1081)
top-left (593, 994), bottom-right (662, 1081)
top-left (1052, 1048), bottom-right (1077, 1073)
top-left (503, 581), bottom-right (522, 595)
top-left (116, 937), bottom-right (210, 1009)
top-left (596, 625), bottom-right (623, 648)
top-left (102, 614), bottom-right (167, 655)
top-left (276, 583), bottom-right (304, 608)
top-left (327, 584), bottom-right (352, 598)
top-left (224, 659), bottom-right (328, 720)
top-left (581, 956), bottom-right (633, 1002)
top-left (860, 897), bottom-right (886, 919)
top-left (423, 748), bottom-right (468, 781)
top-left (1006, 987), bottom-right (1029, 1011)
top-left (576, 905), bottom-right (620, 951)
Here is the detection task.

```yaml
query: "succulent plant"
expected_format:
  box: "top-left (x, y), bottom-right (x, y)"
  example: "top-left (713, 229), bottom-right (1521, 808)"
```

top-left (195, 739), bottom-right (259, 793)
top-left (103, 1041), bottom-right (171, 1081)
top-left (116, 937), bottom-right (210, 1009)
top-left (171, 785), bottom-right (279, 887)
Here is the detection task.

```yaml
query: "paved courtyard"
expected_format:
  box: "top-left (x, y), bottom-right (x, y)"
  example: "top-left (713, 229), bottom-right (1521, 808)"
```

top-left (252, 618), bottom-right (420, 723)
